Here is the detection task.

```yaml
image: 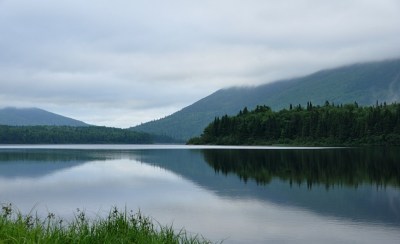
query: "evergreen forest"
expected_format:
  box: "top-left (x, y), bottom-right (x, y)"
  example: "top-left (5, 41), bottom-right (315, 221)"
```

top-left (0, 125), bottom-right (154, 144)
top-left (188, 102), bottom-right (400, 146)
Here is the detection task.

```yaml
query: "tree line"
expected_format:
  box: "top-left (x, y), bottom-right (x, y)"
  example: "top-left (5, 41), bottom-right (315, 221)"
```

top-left (188, 102), bottom-right (400, 145)
top-left (0, 125), bottom-right (154, 144)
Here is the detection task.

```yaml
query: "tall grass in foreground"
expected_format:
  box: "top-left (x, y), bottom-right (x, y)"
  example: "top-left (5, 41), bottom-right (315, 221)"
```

top-left (0, 204), bottom-right (213, 243)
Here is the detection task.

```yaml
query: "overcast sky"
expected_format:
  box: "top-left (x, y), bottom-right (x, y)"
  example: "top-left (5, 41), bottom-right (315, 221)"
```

top-left (1, 0), bottom-right (399, 128)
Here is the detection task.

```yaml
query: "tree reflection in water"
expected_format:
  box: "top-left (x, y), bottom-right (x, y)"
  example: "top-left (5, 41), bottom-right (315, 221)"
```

top-left (202, 147), bottom-right (400, 189)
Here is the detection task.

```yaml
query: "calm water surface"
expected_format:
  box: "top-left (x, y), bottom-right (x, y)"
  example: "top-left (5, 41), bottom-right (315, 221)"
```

top-left (0, 145), bottom-right (399, 243)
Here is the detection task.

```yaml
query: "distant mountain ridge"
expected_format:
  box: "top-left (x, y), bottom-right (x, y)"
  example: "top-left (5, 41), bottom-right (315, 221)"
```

top-left (132, 58), bottom-right (400, 141)
top-left (0, 107), bottom-right (89, 127)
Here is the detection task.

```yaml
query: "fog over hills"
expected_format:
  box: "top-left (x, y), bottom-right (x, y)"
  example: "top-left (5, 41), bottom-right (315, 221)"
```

top-left (2, 58), bottom-right (399, 141)
top-left (132, 58), bottom-right (400, 141)
top-left (0, 107), bottom-right (89, 127)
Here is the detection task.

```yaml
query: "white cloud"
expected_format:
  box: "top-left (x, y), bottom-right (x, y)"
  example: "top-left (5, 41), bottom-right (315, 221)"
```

top-left (0, 0), bottom-right (399, 127)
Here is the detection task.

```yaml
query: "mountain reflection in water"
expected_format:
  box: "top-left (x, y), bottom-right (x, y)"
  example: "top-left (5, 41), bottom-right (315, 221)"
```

top-left (0, 146), bottom-right (399, 243)
top-left (202, 147), bottom-right (400, 188)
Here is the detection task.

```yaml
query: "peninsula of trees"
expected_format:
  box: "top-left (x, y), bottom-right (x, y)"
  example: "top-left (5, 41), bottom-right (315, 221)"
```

top-left (188, 102), bottom-right (400, 146)
top-left (0, 125), bottom-right (175, 144)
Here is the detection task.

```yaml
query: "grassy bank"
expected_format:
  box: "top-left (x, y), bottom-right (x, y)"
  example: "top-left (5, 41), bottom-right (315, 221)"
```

top-left (0, 204), bottom-right (212, 243)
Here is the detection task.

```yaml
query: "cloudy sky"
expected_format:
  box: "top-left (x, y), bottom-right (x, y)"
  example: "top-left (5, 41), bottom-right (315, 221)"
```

top-left (1, 0), bottom-right (399, 128)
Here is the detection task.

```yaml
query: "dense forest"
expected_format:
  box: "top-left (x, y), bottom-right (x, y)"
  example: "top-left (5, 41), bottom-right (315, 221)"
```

top-left (188, 102), bottom-right (400, 146)
top-left (0, 125), bottom-right (156, 144)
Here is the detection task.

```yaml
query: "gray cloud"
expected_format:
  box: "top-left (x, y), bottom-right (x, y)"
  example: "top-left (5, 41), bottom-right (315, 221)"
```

top-left (0, 0), bottom-right (399, 127)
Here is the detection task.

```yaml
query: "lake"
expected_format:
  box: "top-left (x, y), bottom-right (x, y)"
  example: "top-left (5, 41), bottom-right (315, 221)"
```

top-left (0, 145), bottom-right (399, 243)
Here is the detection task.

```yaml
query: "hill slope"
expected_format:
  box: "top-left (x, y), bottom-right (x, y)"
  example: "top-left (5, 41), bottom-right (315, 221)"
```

top-left (132, 58), bottom-right (400, 141)
top-left (0, 107), bottom-right (89, 126)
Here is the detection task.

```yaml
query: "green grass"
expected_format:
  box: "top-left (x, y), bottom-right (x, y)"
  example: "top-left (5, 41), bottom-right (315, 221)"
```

top-left (0, 204), bottom-right (214, 244)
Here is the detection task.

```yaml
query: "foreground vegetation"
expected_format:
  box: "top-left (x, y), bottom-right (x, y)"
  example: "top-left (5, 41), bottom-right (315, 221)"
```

top-left (188, 102), bottom-right (400, 146)
top-left (0, 204), bottom-right (212, 244)
top-left (0, 125), bottom-right (177, 144)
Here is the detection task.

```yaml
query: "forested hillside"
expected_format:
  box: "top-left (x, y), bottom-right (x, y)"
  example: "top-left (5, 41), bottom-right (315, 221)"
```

top-left (0, 107), bottom-right (89, 126)
top-left (0, 126), bottom-right (153, 144)
top-left (188, 102), bottom-right (400, 146)
top-left (133, 58), bottom-right (400, 141)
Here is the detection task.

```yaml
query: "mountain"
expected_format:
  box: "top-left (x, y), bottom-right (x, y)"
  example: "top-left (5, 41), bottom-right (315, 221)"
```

top-left (132, 58), bottom-right (400, 141)
top-left (0, 107), bottom-right (89, 126)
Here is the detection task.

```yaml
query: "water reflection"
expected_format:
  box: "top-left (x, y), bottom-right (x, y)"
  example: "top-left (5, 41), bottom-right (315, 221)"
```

top-left (0, 149), bottom-right (100, 178)
top-left (132, 148), bottom-right (400, 226)
top-left (0, 147), bottom-right (400, 243)
top-left (202, 147), bottom-right (400, 188)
